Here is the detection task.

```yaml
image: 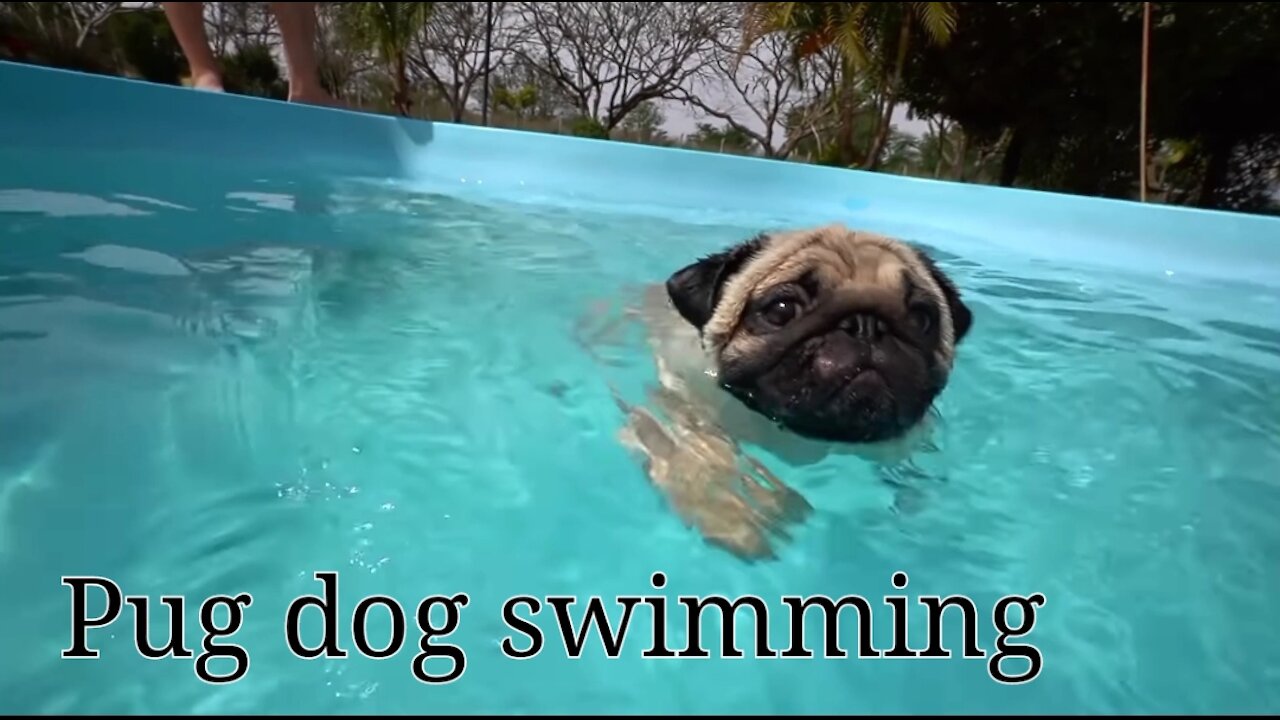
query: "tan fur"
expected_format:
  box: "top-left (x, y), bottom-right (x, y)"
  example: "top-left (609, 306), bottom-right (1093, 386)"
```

top-left (577, 224), bottom-right (949, 561)
top-left (704, 224), bottom-right (958, 371)
top-left (635, 278), bottom-right (933, 469)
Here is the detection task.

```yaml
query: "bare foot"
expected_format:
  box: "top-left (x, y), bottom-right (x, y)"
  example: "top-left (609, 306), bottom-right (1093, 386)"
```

top-left (190, 70), bottom-right (224, 92)
top-left (288, 83), bottom-right (344, 109)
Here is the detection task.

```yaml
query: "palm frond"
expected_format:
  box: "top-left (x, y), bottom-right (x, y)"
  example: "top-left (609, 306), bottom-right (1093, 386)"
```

top-left (337, 1), bottom-right (433, 64)
top-left (830, 2), bottom-right (872, 69)
top-left (738, 2), bottom-right (795, 54)
top-left (910, 2), bottom-right (958, 46)
top-left (738, 2), bottom-right (955, 77)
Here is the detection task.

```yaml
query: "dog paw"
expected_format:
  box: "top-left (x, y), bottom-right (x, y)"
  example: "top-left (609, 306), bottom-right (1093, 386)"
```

top-left (695, 506), bottom-right (781, 562)
top-left (684, 458), bottom-right (812, 562)
top-left (616, 404), bottom-right (812, 562)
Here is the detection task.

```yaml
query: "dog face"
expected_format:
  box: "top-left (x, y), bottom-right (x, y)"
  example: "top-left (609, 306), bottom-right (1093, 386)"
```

top-left (664, 224), bottom-right (973, 444)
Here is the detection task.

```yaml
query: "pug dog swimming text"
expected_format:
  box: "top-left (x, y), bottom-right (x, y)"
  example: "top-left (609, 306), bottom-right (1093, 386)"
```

top-left (62, 570), bottom-right (1044, 686)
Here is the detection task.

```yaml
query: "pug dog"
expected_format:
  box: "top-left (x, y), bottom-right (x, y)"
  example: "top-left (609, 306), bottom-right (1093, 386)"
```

top-left (577, 223), bottom-right (973, 560)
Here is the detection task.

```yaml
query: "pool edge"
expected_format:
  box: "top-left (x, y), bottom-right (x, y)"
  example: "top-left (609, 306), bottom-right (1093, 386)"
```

top-left (3, 60), bottom-right (1279, 287)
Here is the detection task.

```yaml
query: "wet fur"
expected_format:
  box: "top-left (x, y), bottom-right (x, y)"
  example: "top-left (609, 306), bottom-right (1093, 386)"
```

top-left (578, 223), bottom-right (973, 560)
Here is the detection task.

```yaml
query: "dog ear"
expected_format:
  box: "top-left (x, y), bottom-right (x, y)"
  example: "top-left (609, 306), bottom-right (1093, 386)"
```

top-left (913, 248), bottom-right (973, 344)
top-left (665, 234), bottom-right (768, 330)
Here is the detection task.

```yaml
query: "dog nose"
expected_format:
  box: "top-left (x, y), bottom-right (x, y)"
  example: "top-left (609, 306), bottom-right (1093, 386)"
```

top-left (840, 313), bottom-right (886, 340)
top-left (812, 333), bottom-right (867, 381)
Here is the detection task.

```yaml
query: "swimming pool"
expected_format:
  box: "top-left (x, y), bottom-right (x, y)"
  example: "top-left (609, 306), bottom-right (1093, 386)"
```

top-left (2, 60), bottom-right (1279, 714)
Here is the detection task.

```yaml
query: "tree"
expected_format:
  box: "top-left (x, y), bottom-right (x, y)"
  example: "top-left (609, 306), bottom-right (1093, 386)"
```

top-left (685, 122), bottom-right (759, 155)
top-left (490, 54), bottom-right (576, 121)
top-left (879, 128), bottom-right (922, 174)
top-left (1144, 2), bottom-right (1280, 212)
top-left (900, 3), bottom-right (1133, 191)
top-left (411, 1), bottom-right (520, 122)
top-left (0, 1), bottom-right (124, 74)
top-left (202, 2), bottom-right (277, 59)
top-left (222, 43), bottom-right (287, 100)
top-left (338, 2), bottom-right (434, 116)
top-left (510, 1), bottom-right (733, 135)
top-left (313, 1), bottom-right (379, 103)
top-left (915, 115), bottom-right (956, 178)
top-left (103, 7), bottom-right (185, 85)
top-left (765, 46), bottom-right (883, 168)
top-left (568, 116), bottom-right (609, 139)
top-left (1138, 1), bottom-right (1151, 201)
top-left (618, 100), bottom-right (668, 144)
top-left (899, 2), bottom-right (1280, 212)
top-left (740, 2), bottom-right (958, 168)
top-left (2, 2), bottom-right (121, 54)
top-left (674, 19), bottom-right (824, 159)
top-left (863, 2), bottom-right (958, 170)
top-left (492, 82), bottom-right (538, 124)
top-left (23, 1), bottom-right (123, 50)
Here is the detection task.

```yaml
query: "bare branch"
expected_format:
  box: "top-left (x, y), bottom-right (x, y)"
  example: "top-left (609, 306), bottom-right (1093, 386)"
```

top-left (12, 2), bottom-right (123, 49)
top-left (70, 2), bottom-right (122, 49)
top-left (409, 2), bottom-right (521, 122)
top-left (313, 1), bottom-right (381, 100)
top-left (672, 17), bottom-right (828, 158)
top-left (203, 2), bottom-right (279, 57)
top-left (509, 2), bottom-right (733, 133)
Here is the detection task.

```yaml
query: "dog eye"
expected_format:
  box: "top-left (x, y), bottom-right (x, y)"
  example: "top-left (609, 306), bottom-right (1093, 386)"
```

top-left (908, 306), bottom-right (934, 333)
top-left (761, 298), bottom-right (800, 327)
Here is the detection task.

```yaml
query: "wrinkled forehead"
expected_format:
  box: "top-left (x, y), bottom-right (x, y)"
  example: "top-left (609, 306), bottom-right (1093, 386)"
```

top-left (753, 240), bottom-right (913, 297)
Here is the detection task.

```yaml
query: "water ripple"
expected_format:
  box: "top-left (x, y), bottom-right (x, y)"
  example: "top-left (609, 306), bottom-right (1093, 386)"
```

top-left (2, 172), bottom-right (1279, 714)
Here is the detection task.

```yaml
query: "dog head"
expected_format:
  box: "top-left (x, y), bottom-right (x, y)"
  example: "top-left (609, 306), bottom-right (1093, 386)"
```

top-left (664, 224), bottom-right (973, 445)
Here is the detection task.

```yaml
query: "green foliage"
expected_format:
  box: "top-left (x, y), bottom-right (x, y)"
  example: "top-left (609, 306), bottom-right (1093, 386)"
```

top-left (797, 102), bottom-right (881, 168)
top-left (0, 14), bottom-right (20, 60)
top-left (569, 117), bottom-right (610, 140)
top-left (0, 2), bottom-right (117, 75)
top-left (879, 130), bottom-right (921, 174)
top-left (1144, 2), bottom-right (1280, 211)
top-left (740, 2), bottom-right (960, 169)
top-left (687, 123), bottom-right (758, 154)
top-left (742, 2), bottom-right (957, 72)
top-left (336, 2), bottom-right (432, 66)
top-left (336, 1), bottom-right (434, 114)
top-left (3, 0), bottom-right (1275, 214)
top-left (619, 101), bottom-right (668, 143)
top-left (102, 9), bottom-right (183, 84)
top-left (491, 57), bottom-right (576, 121)
top-left (316, 53), bottom-right (346, 97)
top-left (898, 1), bottom-right (1280, 211)
top-left (493, 83), bottom-right (538, 119)
top-left (908, 2), bottom-right (960, 46)
top-left (221, 43), bottom-right (287, 100)
top-left (744, 2), bottom-right (872, 70)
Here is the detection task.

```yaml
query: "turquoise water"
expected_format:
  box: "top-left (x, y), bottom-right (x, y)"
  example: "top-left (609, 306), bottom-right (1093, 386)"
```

top-left (2, 145), bottom-right (1279, 715)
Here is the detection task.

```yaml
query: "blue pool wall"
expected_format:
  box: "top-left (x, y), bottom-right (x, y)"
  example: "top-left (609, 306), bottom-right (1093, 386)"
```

top-left (2, 59), bottom-right (1279, 288)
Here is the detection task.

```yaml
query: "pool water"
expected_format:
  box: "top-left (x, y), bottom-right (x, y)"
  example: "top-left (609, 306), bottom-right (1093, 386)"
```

top-left (1, 144), bottom-right (1279, 715)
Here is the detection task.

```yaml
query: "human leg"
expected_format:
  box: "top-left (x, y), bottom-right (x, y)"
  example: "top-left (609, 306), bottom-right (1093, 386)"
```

top-left (268, 2), bottom-right (340, 107)
top-left (160, 2), bottom-right (223, 91)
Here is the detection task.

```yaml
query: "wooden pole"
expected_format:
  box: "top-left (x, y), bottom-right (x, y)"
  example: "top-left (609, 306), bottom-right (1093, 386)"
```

top-left (1140, 1), bottom-right (1151, 202)
top-left (482, 1), bottom-right (493, 126)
